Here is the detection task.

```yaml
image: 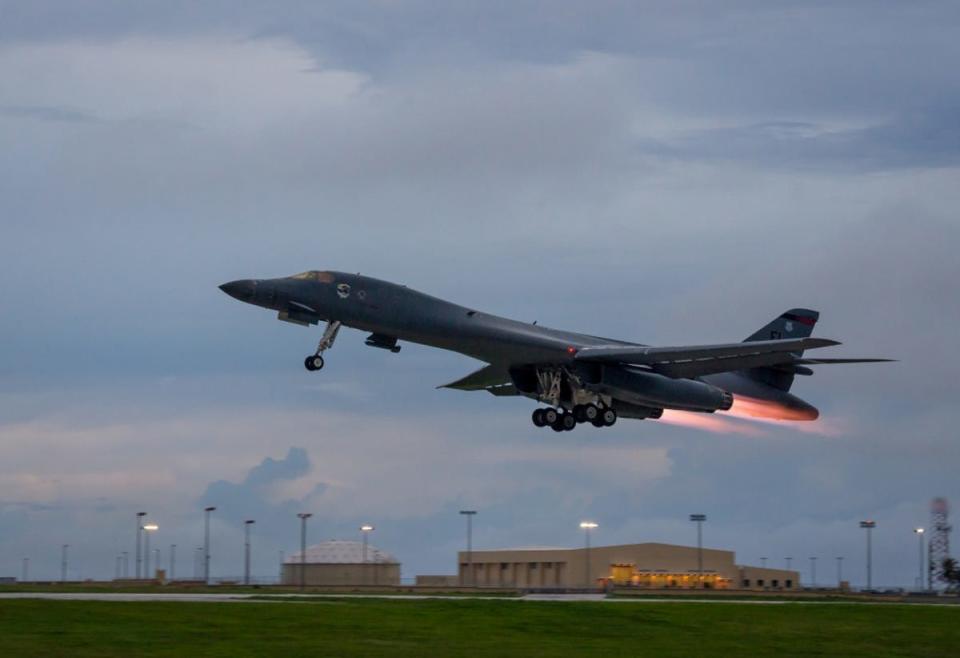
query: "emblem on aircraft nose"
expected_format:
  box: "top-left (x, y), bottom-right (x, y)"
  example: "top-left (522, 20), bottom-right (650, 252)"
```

top-left (785, 321), bottom-right (794, 332)
top-left (337, 283), bottom-right (351, 299)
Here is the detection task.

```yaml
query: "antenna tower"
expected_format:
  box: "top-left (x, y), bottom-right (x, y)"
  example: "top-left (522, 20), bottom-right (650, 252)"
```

top-left (930, 497), bottom-right (951, 588)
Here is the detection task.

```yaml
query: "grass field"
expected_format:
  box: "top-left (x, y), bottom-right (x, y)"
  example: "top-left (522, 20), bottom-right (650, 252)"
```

top-left (1, 598), bottom-right (958, 657)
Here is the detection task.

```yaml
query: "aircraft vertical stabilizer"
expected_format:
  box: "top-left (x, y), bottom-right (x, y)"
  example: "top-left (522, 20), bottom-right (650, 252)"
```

top-left (742, 308), bottom-right (819, 391)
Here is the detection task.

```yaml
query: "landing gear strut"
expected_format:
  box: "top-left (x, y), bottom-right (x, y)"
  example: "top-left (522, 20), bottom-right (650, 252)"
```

top-left (305, 320), bottom-right (341, 372)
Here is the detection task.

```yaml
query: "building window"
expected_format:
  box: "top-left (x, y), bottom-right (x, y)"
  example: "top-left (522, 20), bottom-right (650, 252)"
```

top-left (786, 579), bottom-right (793, 588)
top-left (500, 563), bottom-right (508, 570)
top-left (772, 579), bottom-right (779, 587)
top-left (742, 579), bottom-right (750, 587)
top-left (530, 563), bottom-right (537, 570)
top-left (757, 579), bottom-right (765, 587)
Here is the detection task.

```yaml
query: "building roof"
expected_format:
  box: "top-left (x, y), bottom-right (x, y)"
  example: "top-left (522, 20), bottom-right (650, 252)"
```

top-left (286, 539), bottom-right (398, 564)
top-left (468, 542), bottom-right (733, 555)
top-left (487, 546), bottom-right (569, 552)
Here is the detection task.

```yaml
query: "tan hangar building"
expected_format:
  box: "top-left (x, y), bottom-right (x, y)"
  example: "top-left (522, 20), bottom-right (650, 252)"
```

top-left (458, 542), bottom-right (799, 590)
top-left (282, 540), bottom-right (400, 586)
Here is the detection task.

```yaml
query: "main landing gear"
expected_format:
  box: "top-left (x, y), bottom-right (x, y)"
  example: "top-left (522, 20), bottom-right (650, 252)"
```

top-left (305, 320), bottom-right (341, 372)
top-left (532, 404), bottom-right (617, 432)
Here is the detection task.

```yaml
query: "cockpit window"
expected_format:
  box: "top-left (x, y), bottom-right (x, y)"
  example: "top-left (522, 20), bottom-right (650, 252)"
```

top-left (290, 271), bottom-right (335, 283)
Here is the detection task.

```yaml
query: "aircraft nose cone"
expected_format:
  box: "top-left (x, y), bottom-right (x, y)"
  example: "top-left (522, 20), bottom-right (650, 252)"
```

top-left (219, 279), bottom-right (256, 301)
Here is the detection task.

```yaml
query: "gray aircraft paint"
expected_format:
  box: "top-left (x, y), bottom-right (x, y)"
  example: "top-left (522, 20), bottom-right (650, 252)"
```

top-left (220, 271), bottom-right (889, 429)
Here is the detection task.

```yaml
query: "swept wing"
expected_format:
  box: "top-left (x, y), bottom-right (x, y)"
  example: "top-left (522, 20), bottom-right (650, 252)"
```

top-left (574, 337), bottom-right (840, 378)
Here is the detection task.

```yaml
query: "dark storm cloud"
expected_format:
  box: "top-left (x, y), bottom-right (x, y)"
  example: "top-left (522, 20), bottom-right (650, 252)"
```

top-left (637, 105), bottom-right (960, 171)
top-left (199, 447), bottom-right (327, 526)
top-left (0, 104), bottom-right (102, 123)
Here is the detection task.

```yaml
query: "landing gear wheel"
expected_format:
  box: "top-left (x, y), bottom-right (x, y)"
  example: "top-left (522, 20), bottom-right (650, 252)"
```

top-left (304, 355), bottom-right (325, 371)
top-left (542, 408), bottom-right (559, 426)
top-left (550, 418), bottom-right (565, 432)
top-left (591, 417), bottom-right (605, 428)
top-left (601, 407), bottom-right (617, 426)
top-left (572, 405), bottom-right (586, 423)
top-left (561, 413), bottom-right (577, 431)
top-left (583, 403), bottom-right (600, 422)
top-left (532, 409), bottom-right (546, 427)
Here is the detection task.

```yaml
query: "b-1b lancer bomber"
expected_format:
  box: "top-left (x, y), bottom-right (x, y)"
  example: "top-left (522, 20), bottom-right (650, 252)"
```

top-left (220, 271), bottom-right (890, 432)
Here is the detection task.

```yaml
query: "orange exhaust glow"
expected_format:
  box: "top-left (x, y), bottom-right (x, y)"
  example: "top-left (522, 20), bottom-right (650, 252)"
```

top-left (725, 395), bottom-right (818, 422)
top-left (656, 396), bottom-right (846, 437)
top-left (657, 409), bottom-right (770, 437)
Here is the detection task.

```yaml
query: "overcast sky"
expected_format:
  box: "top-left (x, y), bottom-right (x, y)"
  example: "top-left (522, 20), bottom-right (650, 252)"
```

top-left (1, 1), bottom-right (958, 587)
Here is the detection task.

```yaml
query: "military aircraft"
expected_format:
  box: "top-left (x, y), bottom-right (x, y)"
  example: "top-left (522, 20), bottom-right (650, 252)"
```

top-left (220, 271), bottom-right (890, 432)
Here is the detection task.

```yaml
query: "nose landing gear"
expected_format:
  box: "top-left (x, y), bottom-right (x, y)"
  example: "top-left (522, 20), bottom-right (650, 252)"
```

top-left (304, 320), bottom-right (341, 372)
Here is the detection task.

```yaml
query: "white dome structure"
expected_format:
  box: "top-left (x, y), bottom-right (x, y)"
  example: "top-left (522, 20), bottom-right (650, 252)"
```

top-left (286, 540), bottom-right (398, 565)
top-left (281, 539), bottom-right (401, 587)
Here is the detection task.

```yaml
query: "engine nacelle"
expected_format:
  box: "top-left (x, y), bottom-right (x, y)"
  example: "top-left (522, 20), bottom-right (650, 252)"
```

top-left (611, 399), bottom-right (664, 420)
top-left (598, 365), bottom-right (733, 413)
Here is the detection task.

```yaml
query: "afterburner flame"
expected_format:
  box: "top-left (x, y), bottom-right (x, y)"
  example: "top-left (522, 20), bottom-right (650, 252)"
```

top-left (657, 410), bottom-right (769, 437)
top-left (656, 396), bottom-right (845, 437)
top-left (725, 395), bottom-right (818, 421)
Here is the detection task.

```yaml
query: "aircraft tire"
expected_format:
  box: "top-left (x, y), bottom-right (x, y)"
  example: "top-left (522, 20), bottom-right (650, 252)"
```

top-left (304, 355), bottom-right (324, 371)
top-left (591, 418), bottom-right (605, 428)
top-left (572, 405), bottom-right (586, 422)
top-left (583, 404), bottom-right (600, 422)
top-left (543, 408), bottom-right (559, 425)
top-left (561, 414), bottom-right (577, 431)
top-left (601, 408), bottom-right (617, 426)
top-left (550, 418), bottom-right (565, 432)
top-left (532, 409), bottom-right (546, 427)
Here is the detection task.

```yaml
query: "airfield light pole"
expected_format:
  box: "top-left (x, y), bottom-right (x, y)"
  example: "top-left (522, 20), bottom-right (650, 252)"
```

top-left (204, 506), bottom-right (216, 585)
top-left (169, 545), bottom-right (176, 581)
top-left (809, 557), bottom-right (817, 587)
top-left (297, 513), bottom-right (312, 591)
top-left (914, 528), bottom-right (925, 589)
top-left (61, 544), bottom-right (69, 583)
top-left (690, 514), bottom-right (706, 588)
top-left (836, 557), bottom-right (844, 588)
top-left (860, 520), bottom-right (876, 590)
top-left (579, 521), bottom-right (598, 590)
top-left (360, 525), bottom-right (374, 586)
top-left (244, 520), bottom-right (255, 586)
top-left (143, 524), bottom-right (158, 579)
top-left (460, 511), bottom-right (477, 587)
top-left (135, 512), bottom-right (147, 579)
top-left (360, 525), bottom-right (374, 564)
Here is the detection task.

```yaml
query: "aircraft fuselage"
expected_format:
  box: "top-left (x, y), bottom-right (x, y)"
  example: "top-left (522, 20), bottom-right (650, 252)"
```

top-left (220, 271), bottom-right (825, 427)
